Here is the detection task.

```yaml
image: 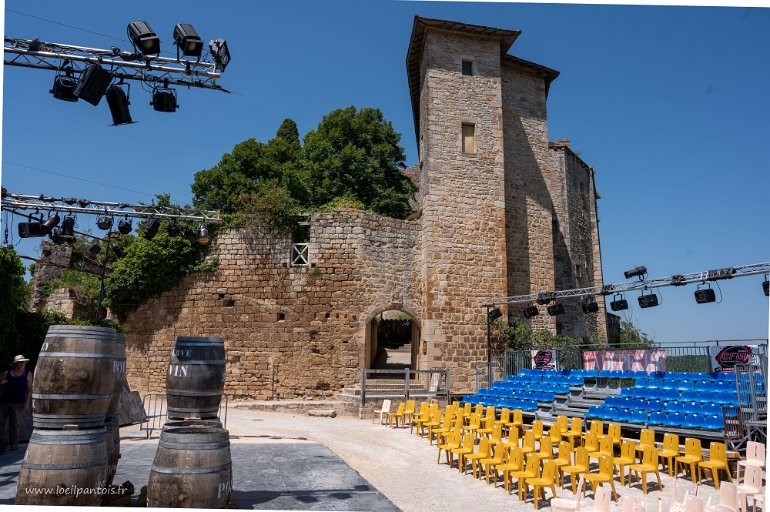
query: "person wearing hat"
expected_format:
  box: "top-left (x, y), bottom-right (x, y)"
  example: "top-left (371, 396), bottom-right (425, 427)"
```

top-left (0, 355), bottom-right (33, 453)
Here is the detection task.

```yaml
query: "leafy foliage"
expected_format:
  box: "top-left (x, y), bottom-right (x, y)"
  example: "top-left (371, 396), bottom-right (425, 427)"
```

top-left (42, 269), bottom-right (101, 311)
top-left (618, 319), bottom-right (654, 347)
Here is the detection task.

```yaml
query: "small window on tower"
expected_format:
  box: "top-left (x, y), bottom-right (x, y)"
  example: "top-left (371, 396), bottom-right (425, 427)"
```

top-left (462, 60), bottom-right (473, 76)
top-left (462, 123), bottom-right (476, 154)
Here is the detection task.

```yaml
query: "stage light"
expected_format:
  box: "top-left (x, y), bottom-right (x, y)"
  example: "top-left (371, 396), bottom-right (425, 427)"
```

top-left (523, 305), bottom-right (539, 319)
top-left (694, 286), bottom-right (716, 304)
top-left (49, 227), bottom-right (66, 245)
top-left (89, 243), bottom-right (101, 256)
top-left (118, 218), bottom-right (132, 235)
top-left (536, 292), bottom-right (555, 305)
top-left (151, 87), bottom-right (178, 112)
top-left (128, 20), bottom-right (161, 55)
top-left (173, 24), bottom-right (203, 57)
top-left (610, 294), bottom-right (628, 311)
top-left (547, 303), bottom-right (565, 316)
top-left (143, 218), bottom-right (160, 239)
top-left (41, 213), bottom-right (60, 233)
top-left (208, 38), bottom-right (230, 72)
top-left (106, 84), bottom-right (133, 125)
top-left (60, 216), bottom-right (75, 239)
top-left (487, 308), bottom-right (503, 322)
top-left (763, 278), bottom-right (769, 297)
top-left (111, 245), bottom-right (124, 259)
top-left (624, 266), bottom-right (647, 280)
top-left (582, 299), bottom-right (599, 314)
top-left (50, 74), bottom-right (78, 102)
top-left (97, 216), bottom-right (113, 230)
top-left (74, 64), bottom-right (113, 106)
top-left (197, 225), bottom-right (210, 245)
top-left (18, 222), bottom-right (46, 238)
top-left (167, 223), bottom-right (180, 236)
top-left (638, 292), bottom-right (659, 309)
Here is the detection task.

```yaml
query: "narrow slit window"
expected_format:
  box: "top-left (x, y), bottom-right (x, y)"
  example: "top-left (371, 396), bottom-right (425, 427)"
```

top-left (462, 123), bottom-right (475, 154)
top-left (462, 60), bottom-right (473, 76)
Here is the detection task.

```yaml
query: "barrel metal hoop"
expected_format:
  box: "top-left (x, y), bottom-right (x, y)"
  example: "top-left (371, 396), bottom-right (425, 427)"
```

top-left (23, 459), bottom-right (108, 470)
top-left (158, 441), bottom-right (230, 450)
top-left (168, 360), bottom-right (226, 365)
top-left (38, 352), bottom-right (115, 359)
top-left (150, 462), bottom-right (231, 475)
top-left (33, 393), bottom-right (112, 400)
top-left (167, 390), bottom-right (223, 397)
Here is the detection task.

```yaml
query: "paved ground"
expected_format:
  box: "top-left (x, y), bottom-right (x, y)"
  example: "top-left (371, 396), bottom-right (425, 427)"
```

top-left (0, 403), bottom-right (726, 511)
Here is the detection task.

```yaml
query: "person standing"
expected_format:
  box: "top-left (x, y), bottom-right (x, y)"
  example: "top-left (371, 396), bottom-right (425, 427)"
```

top-left (0, 355), bottom-right (33, 453)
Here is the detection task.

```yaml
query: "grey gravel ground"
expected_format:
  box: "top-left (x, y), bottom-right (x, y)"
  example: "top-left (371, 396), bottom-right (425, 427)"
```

top-left (0, 403), bottom-right (727, 511)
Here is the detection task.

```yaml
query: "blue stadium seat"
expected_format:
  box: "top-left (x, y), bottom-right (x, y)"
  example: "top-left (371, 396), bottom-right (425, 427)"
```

top-left (662, 389), bottom-right (680, 401)
top-left (650, 371), bottom-right (667, 379)
top-left (628, 410), bottom-right (648, 425)
top-left (610, 370), bottom-right (624, 379)
top-left (633, 370), bottom-right (648, 380)
top-left (586, 406), bottom-right (601, 419)
top-left (661, 380), bottom-right (676, 390)
top-left (682, 413), bottom-right (705, 429)
top-left (634, 378), bottom-right (650, 389)
top-left (681, 390), bottom-right (699, 402)
top-left (646, 379), bottom-right (663, 389)
top-left (620, 387), bottom-right (635, 397)
top-left (598, 370), bottom-right (612, 379)
top-left (664, 412), bottom-right (684, 427)
top-left (614, 408), bottom-right (630, 423)
top-left (692, 372), bottom-right (709, 381)
top-left (682, 401), bottom-right (702, 415)
top-left (676, 380), bottom-right (693, 391)
top-left (583, 370), bottom-right (599, 379)
top-left (649, 411), bottom-right (667, 425)
top-left (700, 403), bottom-right (721, 416)
top-left (695, 391), bottom-right (717, 404)
top-left (666, 401), bottom-right (684, 413)
top-left (620, 371), bottom-right (636, 379)
top-left (702, 414), bottom-right (723, 430)
top-left (646, 400), bottom-right (664, 412)
top-left (715, 391), bottom-right (738, 405)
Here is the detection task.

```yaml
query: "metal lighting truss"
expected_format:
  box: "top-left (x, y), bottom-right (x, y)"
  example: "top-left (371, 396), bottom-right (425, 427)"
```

top-left (484, 262), bottom-right (770, 306)
top-left (4, 37), bottom-right (229, 92)
top-left (2, 190), bottom-right (221, 224)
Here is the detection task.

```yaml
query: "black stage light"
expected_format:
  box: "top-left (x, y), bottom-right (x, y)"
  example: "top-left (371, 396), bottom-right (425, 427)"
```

top-left (167, 223), bottom-right (180, 236)
top-left (118, 218), bottom-right (132, 235)
top-left (197, 225), bottom-right (210, 245)
top-left (185, 228), bottom-right (198, 247)
top-left (763, 279), bottom-right (769, 297)
top-left (111, 245), bottom-right (124, 259)
top-left (74, 64), bottom-right (113, 106)
top-left (50, 75), bottom-right (79, 102)
top-left (106, 84), bottom-right (133, 125)
top-left (60, 216), bottom-right (76, 239)
top-left (97, 216), bottom-right (113, 230)
top-left (610, 294), bottom-right (628, 312)
top-left (582, 299), bottom-right (600, 314)
top-left (208, 38), bottom-right (230, 72)
top-left (49, 227), bottom-right (66, 245)
top-left (694, 287), bottom-right (716, 304)
top-left (536, 292), bottom-right (555, 305)
top-left (547, 303), bottom-right (565, 316)
top-left (523, 305), bottom-right (539, 319)
top-left (151, 87), bottom-right (178, 112)
top-left (41, 213), bottom-right (60, 233)
top-left (624, 266), bottom-right (647, 280)
top-left (487, 308), bottom-right (503, 322)
top-left (174, 24), bottom-right (203, 57)
top-left (143, 218), bottom-right (160, 239)
top-left (638, 293), bottom-right (659, 309)
top-left (128, 20), bottom-right (161, 55)
top-left (18, 222), bottom-right (46, 238)
top-left (89, 243), bottom-right (101, 255)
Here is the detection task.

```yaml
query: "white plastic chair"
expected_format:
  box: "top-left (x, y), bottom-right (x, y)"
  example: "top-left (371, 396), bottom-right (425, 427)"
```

top-left (594, 485), bottom-right (612, 512)
top-left (686, 495), bottom-right (705, 512)
top-left (551, 475), bottom-right (585, 512)
top-left (706, 482), bottom-right (739, 512)
top-left (670, 474), bottom-right (691, 512)
top-left (736, 441), bottom-right (765, 484)
top-left (736, 466), bottom-right (763, 512)
top-left (621, 496), bottom-right (644, 512)
top-left (375, 399), bottom-right (391, 424)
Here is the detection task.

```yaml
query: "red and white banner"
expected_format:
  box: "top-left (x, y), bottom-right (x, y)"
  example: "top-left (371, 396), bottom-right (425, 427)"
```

top-left (531, 349), bottom-right (557, 370)
top-left (708, 343), bottom-right (756, 372)
top-left (582, 349), bottom-right (667, 373)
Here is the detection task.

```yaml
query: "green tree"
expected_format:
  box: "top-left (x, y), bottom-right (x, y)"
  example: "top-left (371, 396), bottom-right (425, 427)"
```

top-left (618, 319), bottom-right (654, 347)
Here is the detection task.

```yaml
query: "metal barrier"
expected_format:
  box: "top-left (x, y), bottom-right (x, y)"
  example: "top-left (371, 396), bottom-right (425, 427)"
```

top-left (140, 393), bottom-right (228, 439)
top-left (360, 368), bottom-right (450, 406)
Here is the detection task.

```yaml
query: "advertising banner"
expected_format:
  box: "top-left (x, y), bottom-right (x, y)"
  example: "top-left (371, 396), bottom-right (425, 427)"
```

top-left (582, 349), bottom-right (667, 373)
top-left (531, 349), bottom-right (558, 370)
top-left (708, 343), bottom-right (756, 372)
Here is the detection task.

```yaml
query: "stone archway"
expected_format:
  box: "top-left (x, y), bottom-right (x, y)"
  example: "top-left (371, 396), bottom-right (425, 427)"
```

top-left (364, 304), bottom-right (421, 371)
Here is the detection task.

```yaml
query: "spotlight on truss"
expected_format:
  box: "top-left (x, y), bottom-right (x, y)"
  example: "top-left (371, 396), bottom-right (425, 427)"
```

top-left (106, 83), bottom-right (133, 125)
top-left (208, 38), bottom-right (230, 72)
top-left (151, 86), bottom-right (178, 112)
top-left (638, 292), bottom-right (659, 309)
top-left (97, 216), bottom-right (113, 230)
top-left (624, 266), bottom-right (647, 280)
top-left (547, 303), bottom-right (565, 316)
top-left (694, 284), bottom-right (716, 304)
top-left (173, 23), bottom-right (204, 58)
top-left (523, 305), bottom-right (539, 319)
top-left (582, 299), bottom-right (599, 314)
top-left (128, 20), bottom-right (161, 55)
top-left (487, 308), bottom-right (503, 322)
top-left (610, 294), bottom-right (628, 312)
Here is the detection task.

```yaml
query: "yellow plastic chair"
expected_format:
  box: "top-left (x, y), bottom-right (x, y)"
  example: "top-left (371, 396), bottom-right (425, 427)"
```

top-left (387, 402), bottom-right (405, 428)
top-left (552, 441), bottom-right (573, 482)
top-left (461, 402), bottom-right (472, 421)
top-left (628, 445), bottom-right (663, 494)
top-left (481, 442), bottom-right (506, 485)
top-left (583, 420), bottom-right (604, 444)
top-left (531, 420), bottom-right (545, 441)
top-left (465, 438), bottom-right (491, 478)
top-left (658, 433), bottom-right (680, 477)
top-left (536, 437), bottom-right (554, 462)
top-left (499, 446), bottom-right (524, 494)
top-left (524, 458), bottom-right (558, 509)
top-left (489, 423), bottom-right (504, 448)
top-left (450, 432), bottom-right (475, 470)
top-left (613, 440), bottom-right (637, 486)
top-left (511, 409), bottom-right (524, 430)
top-left (563, 417), bottom-right (583, 449)
top-left (434, 414), bottom-right (462, 447)
top-left (403, 399), bottom-right (416, 425)
top-left (499, 408), bottom-right (512, 436)
top-left (463, 412), bottom-right (482, 437)
top-left (410, 402), bottom-right (429, 434)
top-left (511, 452), bottom-right (540, 501)
top-left (697, 442), bottom-right (732, 490)
top-left (585, 454), bottom-right (618, 501)
top-left (521, 430), bottom-right (537, 455)
top-left (589, 434), bottom-right (614, 463)
top-left (437, 428), bottom-right (461, 464)
top-left (503, 425), bottom-right (521, 450)
top-left (561, 447), bottom-right (589, 493)
top-left (583, 432), bottom-right (599, 454)
top-left (476, 415), bottom-right (495, 439)
top-left (676, 438), bottom-right (703, 482)
top-left (555, 415), bottom-right (569, 433)
top-left (547, 423), bottom-right (563, 445)
top-left (636, 428), bottom-right (656, 456)
top-left (600, 423), bottom-right (622, 449)
top-left (426, 408), bottom-right (447, 444)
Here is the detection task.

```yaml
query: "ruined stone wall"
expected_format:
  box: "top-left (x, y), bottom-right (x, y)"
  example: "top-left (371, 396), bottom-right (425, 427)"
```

top-left (28, 241), bottom-right (73, 312)
top-left (122, 210), bottom-right (422, 399)
top-left (418, 30), bottom-right (508, 390)
top-left (44, 288), bottom-right (97, 320)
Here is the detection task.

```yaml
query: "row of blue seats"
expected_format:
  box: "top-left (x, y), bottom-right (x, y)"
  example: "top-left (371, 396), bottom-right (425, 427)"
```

top-left (461, 397), bottom-right (539, 411)
top-left (492, 382), bottom-right (573, 393)
top-left (477, 388), bottom-right (559, 402)
top-left (624, 381), bottom-right (737, 394)
top-left (618, 387), bottom-right (740, 402)
top-left (506, 374), bottom-right (585, 385)
top-left (586, 406), bottom-right (723, 430)
top-left (518, 369), bottom-right (740, 382)
top-left (604, 396), bottom-right (726, 414)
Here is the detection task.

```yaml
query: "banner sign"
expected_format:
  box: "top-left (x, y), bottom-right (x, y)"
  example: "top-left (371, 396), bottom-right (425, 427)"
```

top-left (708, 343), bottom-right (755, 372)
top-left (582, 349), bottom-right (667, 373)
top-left (531, 349), bottom-right (557, 370)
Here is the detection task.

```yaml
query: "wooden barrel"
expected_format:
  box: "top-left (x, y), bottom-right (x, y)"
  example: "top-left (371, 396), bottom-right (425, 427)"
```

top-left (33, 325), bottom-right (116, 429)
top-left (166, 337), bottom-right (225, 419)
top-left (147, 426), bottom-right (232, 508)
top-left (105, 333), bottom-right (126, 419)
top-left (163, 418), bottom-right (223, 430)
top-left (16, 427), bottom-right (108, 505)
top-left (104, 416), bottom-right (120, 487)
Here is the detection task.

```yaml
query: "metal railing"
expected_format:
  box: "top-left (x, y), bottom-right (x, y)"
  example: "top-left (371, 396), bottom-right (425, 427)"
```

top-left (140, 393), bottom-right (228, 439)
top-left (360, 368), bottom-right (450, 405)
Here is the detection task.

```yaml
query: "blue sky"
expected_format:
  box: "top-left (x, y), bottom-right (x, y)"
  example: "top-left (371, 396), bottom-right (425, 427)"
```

top-left (2, 1), bottom-right (768, 343)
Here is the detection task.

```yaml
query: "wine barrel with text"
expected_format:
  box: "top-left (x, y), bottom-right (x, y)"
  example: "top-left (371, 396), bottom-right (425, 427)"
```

top-left (166, 337), bottom-right (225, 419)
top-left (147, 426), bottom-right (232, 508)
top-left (32, 326), bottom-right (116, 429)
top-left (15, 427), bottom-right (108, 506)
top-left (104, 416), bottom-right (120, 487)
top-left (105, 333), bottom-right (126, 420)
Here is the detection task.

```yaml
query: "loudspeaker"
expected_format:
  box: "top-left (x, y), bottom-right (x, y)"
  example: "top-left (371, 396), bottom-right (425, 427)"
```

top-left (74, 64), bottom-right (113, 106)
top-left (18, 222), bottom-right (47, 238)
top-left (694, 288), bottom-right (716, 304)
top-left (51, 75), bottom-right (79, 102)
top-left (638, 294), bottom-right (659, 309)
